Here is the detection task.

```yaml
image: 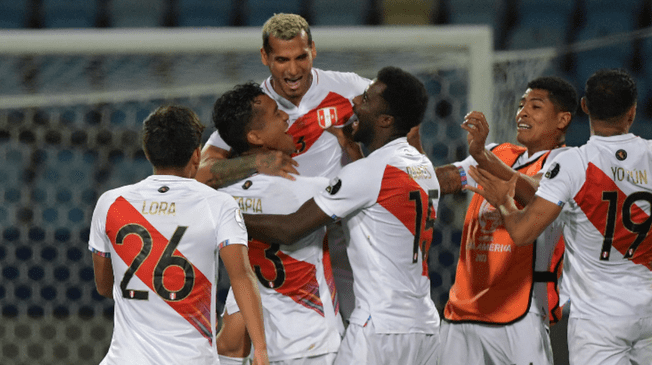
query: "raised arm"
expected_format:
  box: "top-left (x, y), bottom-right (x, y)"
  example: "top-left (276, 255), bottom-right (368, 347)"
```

top-left (244, 198), bottom-right (333, 245)
top-left (195, 144), bottom-right (299, 189)
top-left (462, 111), bottom-right (539, 206)
top-left (220, 244), bottom-right (269, 365)
top-left (465, 166), bottom-right (562, 245)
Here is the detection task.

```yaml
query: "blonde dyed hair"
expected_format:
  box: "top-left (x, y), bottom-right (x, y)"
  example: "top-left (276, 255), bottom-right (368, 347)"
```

top-left (262, 13), bottom-right (312, 54)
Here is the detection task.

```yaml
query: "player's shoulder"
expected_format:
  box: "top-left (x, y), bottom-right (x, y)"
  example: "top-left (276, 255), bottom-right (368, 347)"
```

top-left (314, 68), bottom-right (370, 88)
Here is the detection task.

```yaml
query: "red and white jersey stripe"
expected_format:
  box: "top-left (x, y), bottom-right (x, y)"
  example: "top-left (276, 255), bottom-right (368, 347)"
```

top-left (314, 138), bottom-right (441, 334)
top-left (536, 134), bottom-right (652, 319)
top-left (88, 175), bottom-right (248, 365)
top-left (220, 174), bottom-right (342, 362)
top-left (206, 68), bottom-right (371, 178)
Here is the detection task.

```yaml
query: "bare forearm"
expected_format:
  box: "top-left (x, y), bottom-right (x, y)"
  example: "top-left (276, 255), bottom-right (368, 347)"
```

top-left (435, 164), bottom-right (463, 195)
top-left (474, 149), bottom-right (538, 205)
top-left (198, 155), bottom-right (258, 189)
top-left (245, 199), bottom-right (333, 245)
top-left (230, 271), bottom-right (267, 354)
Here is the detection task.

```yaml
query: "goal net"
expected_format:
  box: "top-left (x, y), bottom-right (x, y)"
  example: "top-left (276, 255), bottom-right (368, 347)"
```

top-left (0, 26), bottom-right (499, 364)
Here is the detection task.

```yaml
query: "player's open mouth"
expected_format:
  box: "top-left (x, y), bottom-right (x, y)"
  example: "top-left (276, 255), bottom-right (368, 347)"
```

top-left (285, 77), bottom-right (301, 90)
top-left (517, 122), bottom-right (531, 130)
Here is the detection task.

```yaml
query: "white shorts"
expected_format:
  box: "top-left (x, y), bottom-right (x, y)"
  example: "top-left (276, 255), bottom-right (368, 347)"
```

top-left (334, 316), bottom-right (439, 365)
top-left (224, 287), bottom-right (239, 315)
top-left (567, 316), bottom-right (652, 365)
top-left (439, 312), bottom-right (553, 365)
top-left (271, 353), bottom-right (337, 365)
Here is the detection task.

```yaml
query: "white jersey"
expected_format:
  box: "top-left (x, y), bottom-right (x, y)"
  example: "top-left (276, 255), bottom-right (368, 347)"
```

top-left (536, 134), bottom-right (652, 319)
top-left (220, 174), bottom-right (342, 362)
top-left (314, 138), bottom-right (441, 334)
top-left (453, 144), bottom-right (568, 320)
top-left (88, 175), bottom-right (248, 365)
top-left (207, 68), bottom-right (371, 178)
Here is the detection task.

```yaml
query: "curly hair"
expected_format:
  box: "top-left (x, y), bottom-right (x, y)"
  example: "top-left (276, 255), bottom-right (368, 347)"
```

top-left (376, 66), bottom-right (428, 135)
top-left (262, 13), bottom-right (312, 54)
top-left (212, 82), bottom-right (265, 156)
top-left (584, 68), bottom-right (637, 122)
top-left (142, 105), bottom-right (204, 168)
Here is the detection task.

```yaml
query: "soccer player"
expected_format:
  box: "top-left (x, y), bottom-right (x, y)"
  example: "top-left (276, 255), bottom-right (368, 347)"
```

top-left (196, 13), bottom-right (371, 323)
top-left (467, 68), bottom-right (652, 365)
top-left (88, 106), bottom-right (268, 365)
top-left (439, 76), bottom-right (578, 365)
top-left (213, 82), bottom-right (342, 365)
top-left (243, 66), bottom-right (459, 365)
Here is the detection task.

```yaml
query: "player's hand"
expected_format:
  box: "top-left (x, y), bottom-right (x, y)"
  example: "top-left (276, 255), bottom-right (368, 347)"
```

top-left (255, 150), bottom-right (299, 180)
top-left (407, 125), bottom-right (425, 154)
top-left (251, 348), bottom-right (269, 365)
top-left (464, 165), bottom-right (518, 212)
top-left (461, 111), bottom-right (489, 159)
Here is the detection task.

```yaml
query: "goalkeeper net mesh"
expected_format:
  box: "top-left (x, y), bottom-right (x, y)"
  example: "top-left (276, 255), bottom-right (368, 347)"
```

top-left (0, 25), bottom-right (572, 364)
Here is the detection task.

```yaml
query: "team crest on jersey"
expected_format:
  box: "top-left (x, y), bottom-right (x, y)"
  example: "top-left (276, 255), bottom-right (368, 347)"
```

top-left (616, 149), bottom-right (627, 161)
top-left (545, 162), bottom-right (560, 179)
top-left (158, 186), bottom-right (169, 193)
top-left (326, 177), bottom-right (342, 195)
top-left (242, 180), bottom-right (253, 190)
top-left (317, 107), bottom-right (338, 129)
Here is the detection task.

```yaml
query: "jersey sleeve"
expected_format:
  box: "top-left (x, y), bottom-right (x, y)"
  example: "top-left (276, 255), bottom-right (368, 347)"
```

top-left (212, 193), bottom-right (249, 250)
top-left (88, 192), bottom-right (114, 257)
top-left (313, 160), bottom-right (379, 219)
top-left (205, 130), bottom-right (230, 151)
top-left (536, 148), bottom-right (585, 207)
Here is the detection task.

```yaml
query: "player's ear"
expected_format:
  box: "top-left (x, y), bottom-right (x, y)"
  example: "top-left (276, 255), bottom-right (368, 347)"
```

top-left (310, 41), bottom-right (317, 59)
top-left (247, 129), bottom-right (265, 147)
top-left (261, 47), bottom-right (269, 67)
top-left (557, 111), bottom-right (572, 130)
top-left (580, 97), bottom-right (589, 115)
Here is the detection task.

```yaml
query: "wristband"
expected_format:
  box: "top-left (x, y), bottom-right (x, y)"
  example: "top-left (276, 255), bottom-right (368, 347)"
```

top-left (457, 165), bottom-right (467, 187)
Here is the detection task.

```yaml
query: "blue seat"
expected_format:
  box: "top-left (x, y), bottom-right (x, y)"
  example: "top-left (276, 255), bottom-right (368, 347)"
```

top-left (506, 25), bottom-right (566, 49)
top-left (177, 0), bottom-right (231, 27)
top-left (42, 0), bottom-right (97, 28)
top-left (516, 0), bottom-right (574, 34)
top-left (311, 0), bottom-right (368, 25)
top-left (110, 0), bottom-right (164, 27)
top-left (244, 0), bottom-right (302, 26)
top-left (447, 0), bottom-right (502, 29)
top-left (0, 1), bottom-right (28, 28)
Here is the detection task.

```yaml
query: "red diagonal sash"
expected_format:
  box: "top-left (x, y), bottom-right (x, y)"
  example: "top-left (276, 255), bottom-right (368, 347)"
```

top-left (378, 165), bottom-right (437, 276)
top-left (248, 239), bottom-right (325, 316)
top-left (575, 163), bottom-right (652, 269)
top-left (289, 92), bottom-right (354, 157)
top-left (105, 196), bottom-right (214, 343)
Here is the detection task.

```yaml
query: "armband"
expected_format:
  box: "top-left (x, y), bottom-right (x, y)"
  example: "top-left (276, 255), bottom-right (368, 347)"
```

top-left (457, 165), bottom-right (468, 187)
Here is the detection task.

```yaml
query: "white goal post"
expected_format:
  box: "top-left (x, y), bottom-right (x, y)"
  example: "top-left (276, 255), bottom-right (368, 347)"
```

top-left (0, 25), bottom-right (493, 137)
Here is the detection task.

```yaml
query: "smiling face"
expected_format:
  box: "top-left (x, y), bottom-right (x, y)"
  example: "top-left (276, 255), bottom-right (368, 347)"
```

top-left (249, 94), bottom-right (295, 155)
top-left (515, 88), bottom-right (568, 154)
top-left (261, 31), bottom-right (316, 107)
top-left (352, 80), bottom-right (388, 147)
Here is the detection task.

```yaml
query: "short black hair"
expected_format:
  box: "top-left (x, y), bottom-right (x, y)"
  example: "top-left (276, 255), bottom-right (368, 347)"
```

top-left (584, 68), bottom-right (637, 121)
top-left (142, 105), bottom-right (205, 169)
top-left (527, 76), bottom-right (578, 117)
top-left (376, 66), bottom-right (428, 134)
top-left (212, 82), bottom-right (266, 156)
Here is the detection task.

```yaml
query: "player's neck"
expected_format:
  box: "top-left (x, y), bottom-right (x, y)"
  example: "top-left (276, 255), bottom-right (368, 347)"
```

top-left (591, 120), bottom-right (630, 137)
